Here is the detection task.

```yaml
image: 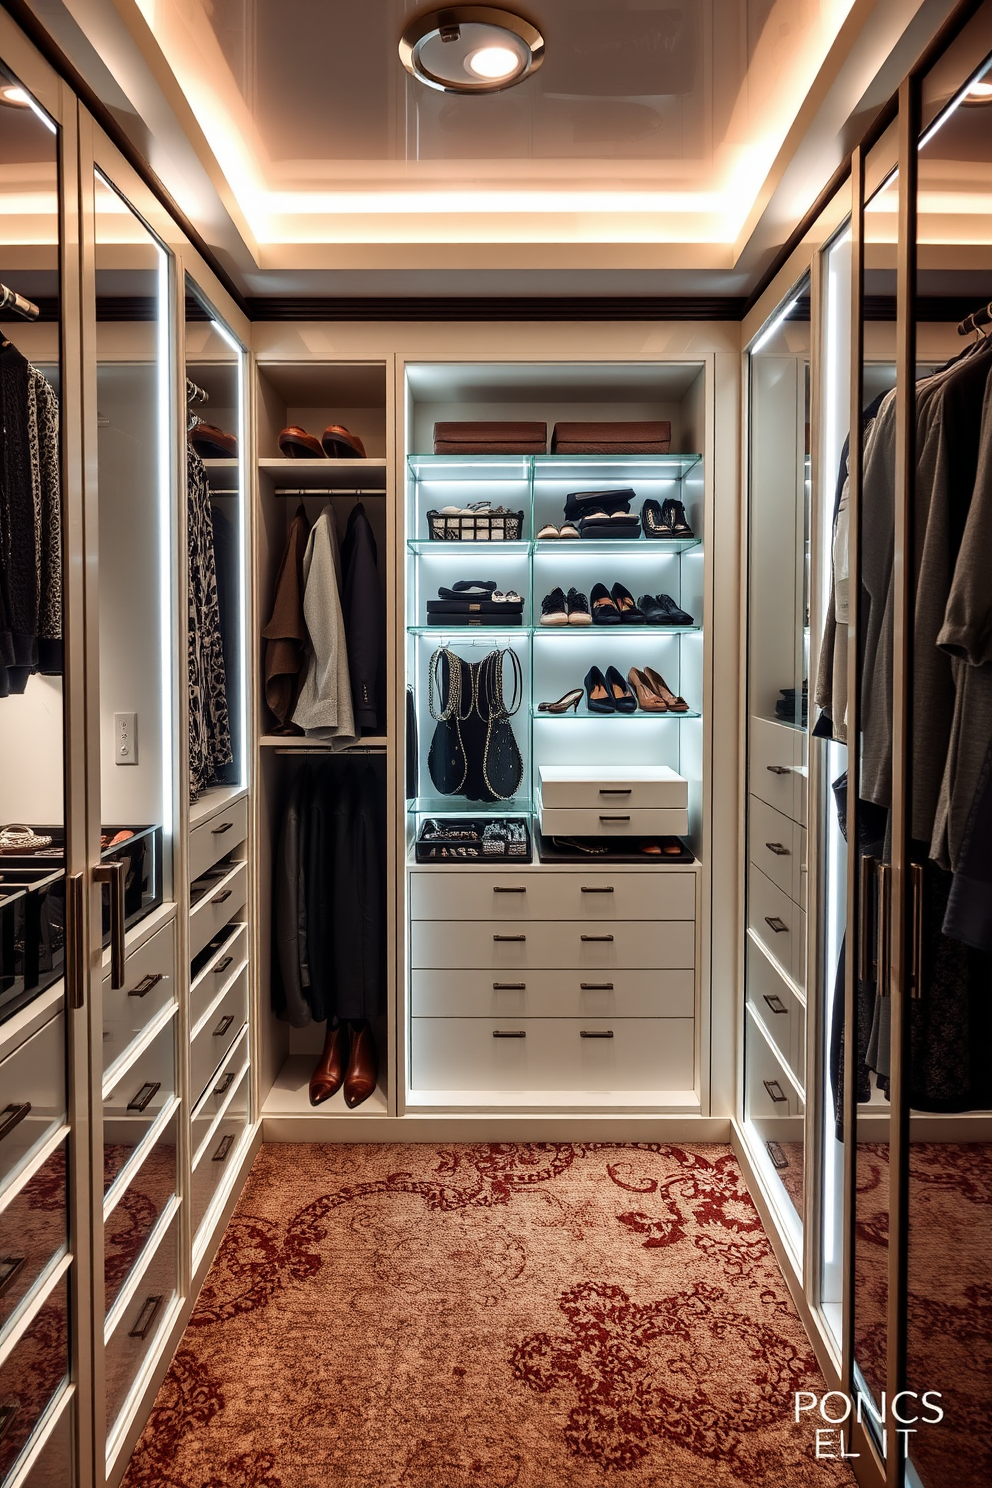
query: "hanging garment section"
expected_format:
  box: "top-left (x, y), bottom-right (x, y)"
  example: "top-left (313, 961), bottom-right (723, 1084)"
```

top-left (187, 440), bottom-right (233, 800)
top-left (271, 758), bottom-right (385, 1107)
top-left (0, 337), bottom-right (62, 696)
top-left (816, 328), bottom-right (992, 1116)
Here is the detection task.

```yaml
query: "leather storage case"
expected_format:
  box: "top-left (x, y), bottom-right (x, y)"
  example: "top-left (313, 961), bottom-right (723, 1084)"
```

top-left (433, 421), bottom-right (547, 454)
top-left (551, 420), bottom-right (671, 453)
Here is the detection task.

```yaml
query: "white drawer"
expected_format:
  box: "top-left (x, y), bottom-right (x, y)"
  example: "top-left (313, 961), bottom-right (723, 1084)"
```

top-left (411, 967), bottom-right (695, 1018)
top-left (190, 966), bottom-right (247, 1106)
top-left (191, 1067), bottom-right (250, 1240)
top-left (749, 715), bottom-right (807, 825)
top-left (749, 796), bottom-right (805, 904)
top-left (538, 805), bottom-right (689, 837)
top-left (538, 765), bottom-right (687, 810)
top-left (0, 1013), bottom-right (66, 1198)
top-left (102, 920), bottom-right (177, 1078)
top-left (191, 1028), bottom-right (249, 1160)
top-left (746, 938), bottom-right (805, 1091)
top-left (411, 1017), bottom-right (694, 1092)
top-left (745, 1006), bottom-right (804, 1144)
top-left (410, 870), bottom-right (695, 922)
top-left (189, 858), bottom-right (247, 959)
top-left (190, 923), bottom-right (247, 1031)
top-left (748, 863), bottom-right (806, 989)
top-left (103, 1014), bottom-right (176, 1178)
top-left (410, 918), bottom-right (695, 971)
top-left (189, 793), bottom-right (248, 882)
top-left (104, 1209), bottom-right (178, 1436)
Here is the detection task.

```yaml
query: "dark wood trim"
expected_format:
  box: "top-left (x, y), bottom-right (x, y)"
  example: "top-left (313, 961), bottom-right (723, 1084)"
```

top-left (741, 156), bottom-right (853, 318)
top-left (245, 295), bottom-right (748, 323)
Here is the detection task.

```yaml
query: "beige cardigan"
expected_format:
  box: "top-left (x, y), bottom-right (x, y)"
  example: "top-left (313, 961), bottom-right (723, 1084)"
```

top-left (291, 505), bottom-right (357, 748)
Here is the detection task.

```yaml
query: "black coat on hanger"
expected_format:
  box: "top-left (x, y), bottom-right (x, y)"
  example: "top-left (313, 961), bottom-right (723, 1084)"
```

top-left (340, 502), bottom-right (382, 730)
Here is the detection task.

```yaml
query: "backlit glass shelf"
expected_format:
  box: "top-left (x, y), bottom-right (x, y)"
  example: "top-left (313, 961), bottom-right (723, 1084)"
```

top-left (408, 796), bottom-right (534, 816)
top-left (532, 624), bottom-right (701, 636)
top-left (408, 455), bottom-right (532, 482)
top-left (407, 538), bottom-right (530, 555)
top-left (532, 707), bottom-right (702, 720)
top-left (407, 453), bottom-right (702, 480)
top-left (408, 626), bottom-right (527, 638)
top-left (407, 537), bottom-right (701, 555)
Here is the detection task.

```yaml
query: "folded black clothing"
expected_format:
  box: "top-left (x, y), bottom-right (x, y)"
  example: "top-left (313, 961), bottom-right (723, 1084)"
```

top-left (437, 580), bottom-right (498, 598)
top-left (564, 488), bottom-right (636, 520)
top-left (426, 598), bottom-right (523, 614)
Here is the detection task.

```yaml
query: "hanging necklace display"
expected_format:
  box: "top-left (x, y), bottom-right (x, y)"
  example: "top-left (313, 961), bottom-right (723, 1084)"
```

top-left (427, 645), bottom-right (469, 794)
top-left (479, 647), bottom-right (524, 801)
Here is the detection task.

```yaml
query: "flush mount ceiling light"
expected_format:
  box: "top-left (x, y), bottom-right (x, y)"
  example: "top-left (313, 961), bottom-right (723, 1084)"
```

top-left (0, 82), bottom-right (31, 108)
top-left (399, 7), bottom-right (544, 94)
top-left (962, 78), bottom-right (992, 106)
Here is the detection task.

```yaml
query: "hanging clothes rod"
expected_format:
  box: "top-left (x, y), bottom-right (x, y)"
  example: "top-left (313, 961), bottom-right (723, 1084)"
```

top-left (0, 283), bottom-right (40, 321)
top-left (207, 488), bottom-right (240, 495)
top-left (273, 745), bottom-right (387, 756)
top-left (958, 301), bottom-right (992, 336)
top-left (273, 487), bottom-right (383, 497)
top-left (186, 376), bottom-right (209, 404)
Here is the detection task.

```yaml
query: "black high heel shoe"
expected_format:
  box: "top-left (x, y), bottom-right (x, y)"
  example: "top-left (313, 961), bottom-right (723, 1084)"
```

top-left (584, 665), bottom-right (615, 713)
top-left (610, 582), bottom-right (645, 624)
top-left (605, 665), bottom-right (637, 713)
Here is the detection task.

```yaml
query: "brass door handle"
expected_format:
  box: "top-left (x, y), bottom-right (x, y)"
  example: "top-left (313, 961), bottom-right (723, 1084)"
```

top-left (0, 1103), bottom-right (30, 1144)
top-left (493, 1029), bottom-right (525, 1038)
top-left (580, 1029), bottom-right (614, 1038)
top-left (128, 1294), bottom-right (163, 1339)
top-left (94, 860), bottom-right (127, 989)
top-left (128, 973), bottom-right (164, 999)
top-left (763, 1079), bottom-right (788, 1104)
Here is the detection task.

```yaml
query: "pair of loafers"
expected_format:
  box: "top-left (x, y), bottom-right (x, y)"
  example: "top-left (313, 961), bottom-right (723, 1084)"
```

top-left (190, 423), bottom-right (239, 459)
top-left (309, 1019), bottom-right (378, 1108)
top-left (279, 424), bottom-right (368, 459)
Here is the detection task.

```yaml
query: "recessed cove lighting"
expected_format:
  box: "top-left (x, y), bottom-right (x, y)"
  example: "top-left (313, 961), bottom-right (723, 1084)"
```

top-left (399, 6), bottom-right (544, 94)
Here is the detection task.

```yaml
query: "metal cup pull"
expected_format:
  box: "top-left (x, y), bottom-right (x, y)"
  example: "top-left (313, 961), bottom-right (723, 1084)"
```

top-left (580, 1029), bottom-right (614, 1039)
top-left (493, 934), bottom-right (525, 942)
top-left (764, 916), bottom-right (788, 934)
top-left (492, 1030), bottom-right (525, 1038)
top-left (581, 934), bottom-right (614, 942)
top-left (0, 1255), bottom-right (26, 1298)
top-left (214, 1072), bottom-right (236, 1096)
top-left (213, 956), bottom-right (234, 974)
top-left (129, 973), bottom-right (164, 999)
top-left (765, 841), bottom-right (789, 856)
top-left (128, 1294), bottom-right (163, 1339)
top-left (212, 1014), bottom-right (235, 1037)
top-left (213, 1133), bottom-right (235, 1162)
top-left (127, 1082), bottom-right (160, 1113)
top-left (0, 1103), bottom-right (31, 1144)
top-left (762, 994), bottom-right (788, 1015)
top-left (211, 889), bottom-right (233, 905)
top-left (210, 820), bottom-right (234, 836)
top-left (762, 1079), bottom-right (788, 1104)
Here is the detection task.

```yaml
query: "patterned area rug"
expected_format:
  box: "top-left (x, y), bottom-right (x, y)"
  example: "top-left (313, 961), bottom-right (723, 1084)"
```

top-left (122, 1142), bottom-right (855, 1488)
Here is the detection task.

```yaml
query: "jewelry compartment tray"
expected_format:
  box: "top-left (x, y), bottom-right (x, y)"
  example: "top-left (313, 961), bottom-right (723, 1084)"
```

top-left (415, 817), bottom-right (532, 864)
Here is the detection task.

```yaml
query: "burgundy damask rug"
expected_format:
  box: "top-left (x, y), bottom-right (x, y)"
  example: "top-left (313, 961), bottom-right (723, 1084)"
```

top-left (122, 1142), bottom-right (856, 1488)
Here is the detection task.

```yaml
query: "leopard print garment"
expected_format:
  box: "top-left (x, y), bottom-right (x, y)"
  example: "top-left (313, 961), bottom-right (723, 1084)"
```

top-left (188, 442), bottom-right (232, 801)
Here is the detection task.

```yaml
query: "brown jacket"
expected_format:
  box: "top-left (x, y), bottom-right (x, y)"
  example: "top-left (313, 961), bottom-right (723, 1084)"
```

top-left (262, 506), bottom-right (310, 728)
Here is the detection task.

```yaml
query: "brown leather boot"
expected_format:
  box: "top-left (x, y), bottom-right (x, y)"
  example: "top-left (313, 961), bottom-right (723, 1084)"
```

top-left (343, 1021), bottom-right (378, 1109)
top-left (309, 1020), bottom-right (349, 1106)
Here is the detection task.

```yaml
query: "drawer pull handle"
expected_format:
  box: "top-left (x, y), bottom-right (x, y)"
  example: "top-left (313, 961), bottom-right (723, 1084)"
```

top-left (129, 973), bottom-right (164, 999)
top-left (598, 788), bottom-right (631, 796)
top-left (211, 821), bottom-right (234, 836)
top-left (0, 1255), bottom-right (26, 1298)
top-left (493, 1029), bottom-right (525, 1038)
top-left (581, 982), bottom-right (614, 990)
top-left (580, 886), bottom-right (614, 893)
top-left (762, 1079), bottom-right (788, 1104)
top-left (127, 1082), bottom-right (160, 1113)
top-left (214, 1072), bottom-right (236, 1095)
top-left (213, 1133), bottom-right (235, 1162)
top-left (766, 764), bottom-right (791, 776)
top-left (0, 1404), bottom-right (19, 1442)
top-left (213, 1015), bottom-right (235, 1037)
top-left (581, 934), bottom-right (614, 942)
top-left (580, 1029), bottom-right (614, 1038)
top-left (764, 916), bottom-right (789, 934)
top-left (493, 934), bottom-right (525, 942)
top-left (0, 1103), bottom-right (31, 1145)
top-left (763, 994), bottom-right (788, 1015)
top-left (766, 1140), bottom-right (788, 1170)
top-left (598, 815), bottom-right (630, 823)
top-left (493, 886), bottom-right (526, 894)
top-left (765, 841), bottom-right (789, 856)
top-left (128, 1294), bottom-right (163, 1339)
top-left (493, 982), bottom-right (526, 990)
top-left (211, 889), bottom-right (233, 905)
top-left (213, 956), bottom-right (234, 975)
top-left (94, 860), bottom-right (127, 990)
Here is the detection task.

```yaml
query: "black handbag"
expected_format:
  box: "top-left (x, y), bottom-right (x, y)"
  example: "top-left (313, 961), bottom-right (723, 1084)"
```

top-left (427, 648), bottom-right (468, 795)
top-left (478, 649), bottom-right (524, 802)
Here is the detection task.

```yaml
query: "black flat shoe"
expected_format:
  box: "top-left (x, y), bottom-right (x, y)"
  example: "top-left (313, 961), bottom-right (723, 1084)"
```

top-left (605, 665), bottom-right (637, 713)
top-left (641, 498), bottom-right (672, 538)
top-left (610, 582), bottom-right (645, 624)
top-left (639, 592), bottom-right (694, 625)
top-left (663, 499), bottom-right (694, 537)
top-left (584, 665), bottom-right (615, 713)
top-left (590, 582), bottom-right (622, 625)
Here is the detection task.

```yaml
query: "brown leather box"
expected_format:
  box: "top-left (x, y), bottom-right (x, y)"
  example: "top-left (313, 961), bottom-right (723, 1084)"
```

top-left (551, 420), bottom-right (671, 454)
top-left (434, 421), bottom-right (547, 454)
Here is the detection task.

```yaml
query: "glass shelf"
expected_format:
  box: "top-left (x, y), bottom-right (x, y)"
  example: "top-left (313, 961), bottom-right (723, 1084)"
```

top-left (408, 453), bottom-right (701, 480)
top-left (532, 708), bottom-right (702, 720)
top-left (407, 539), bottom-right (530, 555)
top-left (407, 537), bottom-right (701, 555)
top-left (407, 455), bottom-right (532, 482)
top-left (408, 626), bottom-right (526, 638)
top-left (408, 796), bottom-right (534, 816)
top-left (532, 624), bottom-right (700, 636)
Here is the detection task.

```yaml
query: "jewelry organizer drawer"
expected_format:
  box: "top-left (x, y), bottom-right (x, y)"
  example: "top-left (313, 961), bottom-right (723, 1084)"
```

top-left (748, 863), bottom-right (806, 988)
top-left (190, 923), bottom-right (247, 1031)
top-left (190, 965), bottom-right (247, 1107)
top-left (102, 919), bottom-right (177, 1078)
top-left (189, 794), bottom-right (248, 883)
top-left (745, 1006), bottom-right (804, 1143)
top-left (537, 765), bottom-right (688, 811)
top-left (749, 715), bottom-right (807, 825)
top-left (102, 1013), bottom-right (176, 1191)
top-left (746, 938), bottom-right (805, 1091)
top-left (410, 1017), bottom-right (695, 1092)
top-left (191, 1028), bottom-right (248, 1165)
top-left (0, 1272), bottom-right (69, 1481)
top-left (104, 1111), bottom-right (177, 1318)
top-left (189, 858), bottom-right (247, 960)
top-left (748, 796), bottom-right (805, 905)
top-left (538, 805), bottom-right (689, 838)
top-left (0, 1013), bottom-right (66, 1197)
top-left (191, 1067), bottom-right (249, 1239)
top-left (411, 968), bottom-right (695, 1019)
top-left (0, 1138), bottom-right (67, 1333)
top-left (410, 919), bottom-right (695, 971)
top-left (104, 1208), bottom-right (178, 1437)
top-left (410, 870), bottom-right (695, 923)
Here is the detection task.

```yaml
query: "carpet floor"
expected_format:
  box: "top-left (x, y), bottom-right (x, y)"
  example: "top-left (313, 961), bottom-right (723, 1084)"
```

top-left (122, 1142), bottom-right (857, 1488)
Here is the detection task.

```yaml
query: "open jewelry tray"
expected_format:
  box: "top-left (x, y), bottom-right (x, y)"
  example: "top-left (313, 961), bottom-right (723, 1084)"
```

top-left (415, 817), bottom-right (532, 864)
top-left (536, 830), bottom-right (694, 865)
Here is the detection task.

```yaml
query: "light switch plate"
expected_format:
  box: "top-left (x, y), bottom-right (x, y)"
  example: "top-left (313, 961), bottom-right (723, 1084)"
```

top-left (115, 712), bottom-right (138, 765)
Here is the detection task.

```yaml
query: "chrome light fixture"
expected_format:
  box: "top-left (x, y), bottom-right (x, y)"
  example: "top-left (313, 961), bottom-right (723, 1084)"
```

top-left (399, 6), bottom-right (544, 94)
